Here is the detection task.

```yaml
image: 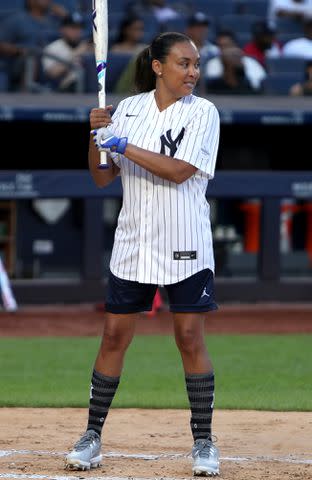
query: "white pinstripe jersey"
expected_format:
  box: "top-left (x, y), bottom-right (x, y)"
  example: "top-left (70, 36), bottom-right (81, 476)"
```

top-left (108, 90), bottom-right (220, 285)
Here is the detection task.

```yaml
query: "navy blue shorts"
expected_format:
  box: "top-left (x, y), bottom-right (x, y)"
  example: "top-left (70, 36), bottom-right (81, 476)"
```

top-left (105, 269), bottom-right (218, 314)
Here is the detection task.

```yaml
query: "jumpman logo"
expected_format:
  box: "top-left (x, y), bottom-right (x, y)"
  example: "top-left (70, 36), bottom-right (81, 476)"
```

top-left (201, 287), bottom-right (210, 298)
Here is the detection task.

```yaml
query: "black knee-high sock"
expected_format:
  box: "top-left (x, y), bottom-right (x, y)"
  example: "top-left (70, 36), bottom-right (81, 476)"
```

top-left (87, 369), bottom-right (120, 436)
top-left (185, 372), bottom-right (215, 442)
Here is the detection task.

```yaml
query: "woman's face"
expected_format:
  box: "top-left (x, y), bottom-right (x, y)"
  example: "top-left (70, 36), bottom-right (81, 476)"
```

top-left (154, 41), bottom-right (200, 98)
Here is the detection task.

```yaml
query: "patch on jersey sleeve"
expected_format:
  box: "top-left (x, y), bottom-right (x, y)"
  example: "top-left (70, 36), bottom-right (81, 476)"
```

top-left (173, 251), bottom-right (197, 260)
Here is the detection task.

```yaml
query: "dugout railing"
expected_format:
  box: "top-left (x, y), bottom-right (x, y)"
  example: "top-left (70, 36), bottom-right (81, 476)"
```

top-left (0, 170), bottom-right (311, 303)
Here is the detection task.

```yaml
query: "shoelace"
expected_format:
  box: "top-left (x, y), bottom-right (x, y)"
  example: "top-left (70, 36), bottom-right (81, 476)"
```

top-left (74, 431), bottom-right (99, 451)
top-left (193, 440), bottom-right (214, 458)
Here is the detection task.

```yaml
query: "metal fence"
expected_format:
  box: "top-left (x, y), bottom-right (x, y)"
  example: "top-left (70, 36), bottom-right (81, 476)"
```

top-left (1, 170), bottom-right (311, 303)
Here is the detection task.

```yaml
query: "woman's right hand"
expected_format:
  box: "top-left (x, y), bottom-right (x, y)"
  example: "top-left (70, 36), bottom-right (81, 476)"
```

top-left (90, 106), bottom-right (113, 130)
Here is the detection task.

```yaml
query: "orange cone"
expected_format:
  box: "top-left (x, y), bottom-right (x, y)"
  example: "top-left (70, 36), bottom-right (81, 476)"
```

top-left (240, 200), bottom-right (261, 253)
top-left (146, 288), bottom-right (164, 317)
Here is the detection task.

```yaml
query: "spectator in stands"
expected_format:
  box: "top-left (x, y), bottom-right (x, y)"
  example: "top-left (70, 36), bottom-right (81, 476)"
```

top-left (110, 17), bottom-right (147, 54)
top-left (289, 59), bottom-right (312, 93)
top-left (282, 17), bottom-right (312, 57)
top-left (185, 12), bottom-right (219, 61)
top-left (268, 0), bottom-right (312, 28)
top-left (204, 30), bottom-right (266, 95)
top-left (243, 20), bottom-right (281, 68)
top-left (126, 0), bottom-right (181, 25)
top-left (42, 13), bottom-right (93, 92)
top-left (110, 17), bottom-right (148, 94)
top-left (0, 0), bottom-right (68, 91)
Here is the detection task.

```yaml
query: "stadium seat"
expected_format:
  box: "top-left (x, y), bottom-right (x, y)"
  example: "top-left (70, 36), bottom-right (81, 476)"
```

top-left (275, 17), bottom-right (304, 34)
top-left (192, 1), bottom-right (234, 17)
top-left (0, 10), bottom-right (16, 21)
top-left (162, 17), bottom-right (187, 33)
top-left (235, 32), bottom-right (251, 48)
top-left (107, 0), bottom-right (128, 14)
top-left (54, 0), bottom-right (79, 13)
top-left (0, 0), bottom-right (23, 20)
top-left (0, 71), bottom-right (9, 92)
top-left (142, 24), bottom-right (160, 44)
top-left (0, 0), bottom-right (23, 9)
top-left (262, 72), bottom-right (305, 94)
top-left (218, 14), bottom-right (262, 34)
top-left (235, 0), bottom-right (268, 16)
top-left (266, 57), bottom-right (307, 74)
top-left (82, 51), bottom-right (133, 93)
top-left (81, 53), bottom-right (98, 93)
top-left (107, 12), bottom-right (124, 31)
top-left (106, 51), bottom-right (133, 92)
top-left (278, 32), bottom-right (303, 47)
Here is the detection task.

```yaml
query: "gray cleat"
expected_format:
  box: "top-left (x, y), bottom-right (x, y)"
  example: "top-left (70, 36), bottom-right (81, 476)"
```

top-left (65, 430), bottom-right (102, 470)
top-left (192, 438), bottom-right (220, 476)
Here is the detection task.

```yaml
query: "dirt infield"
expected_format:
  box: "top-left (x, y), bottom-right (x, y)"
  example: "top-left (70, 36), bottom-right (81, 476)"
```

top-left (0, 303), bottom-right (311, 480)
top-left (1, 302), bottom-right (312, 336)
top-left (0, 408), bottom-right (311, 480)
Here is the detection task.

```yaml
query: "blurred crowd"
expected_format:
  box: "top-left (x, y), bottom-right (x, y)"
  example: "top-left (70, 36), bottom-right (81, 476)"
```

top-left (1, 0), bottom-right (312, 95)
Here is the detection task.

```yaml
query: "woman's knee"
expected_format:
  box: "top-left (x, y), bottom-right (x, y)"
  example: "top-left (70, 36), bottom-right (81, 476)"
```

top-left (174, 326), bottom-right (204, 354)
top-left (101, 320), bottom-right (134, 352)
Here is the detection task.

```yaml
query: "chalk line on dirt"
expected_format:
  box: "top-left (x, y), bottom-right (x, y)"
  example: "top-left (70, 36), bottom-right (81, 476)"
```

top-left (0, 450), bottom-right (312, 466)
top-left (0, 476), bottom-right (197, 480)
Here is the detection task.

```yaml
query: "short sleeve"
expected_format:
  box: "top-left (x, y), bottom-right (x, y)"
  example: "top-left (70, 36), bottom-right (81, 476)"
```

top-left (174, 103), bottom-right (220, 178)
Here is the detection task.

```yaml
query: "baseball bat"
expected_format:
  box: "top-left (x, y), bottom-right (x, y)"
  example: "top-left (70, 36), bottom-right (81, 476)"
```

top-left (92, 0), bottom-right (109, 169)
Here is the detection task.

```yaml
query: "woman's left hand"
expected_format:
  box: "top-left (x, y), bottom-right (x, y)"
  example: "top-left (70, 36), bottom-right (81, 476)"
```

top-left (90, 106), bottom-right (113, 130)
top-left (91, 127), bottom-right (128, 154)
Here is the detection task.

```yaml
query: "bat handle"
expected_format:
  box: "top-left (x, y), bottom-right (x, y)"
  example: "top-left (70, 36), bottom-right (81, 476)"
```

top-left (98, 150), bottom-right (109, 169)
top-left (97, 87), bottom-right (109, 169)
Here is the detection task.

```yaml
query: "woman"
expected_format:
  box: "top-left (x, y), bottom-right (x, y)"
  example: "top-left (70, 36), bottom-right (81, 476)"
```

top-left (110, 16), bottom-right (147, 55)
top-left (65, 32), bottom-right (220, 477)
top-left (110, 16), bottom-right (148, 94)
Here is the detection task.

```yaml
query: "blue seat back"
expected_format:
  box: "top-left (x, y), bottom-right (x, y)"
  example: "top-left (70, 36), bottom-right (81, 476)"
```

top-left (235, 0), bottom-right (268, 16)
top-left (266, 56), bottom-right (307, 74)
top-left (0, 70), bottom-right (9, 92)
top-left (263, 72), bottom-right (305, 94)
top-left (82, 51), bottom-right (133, 93)
top-left (218, 14), bottom-right (261, 35)
top-left (192, 0), bottom-right (234, 17)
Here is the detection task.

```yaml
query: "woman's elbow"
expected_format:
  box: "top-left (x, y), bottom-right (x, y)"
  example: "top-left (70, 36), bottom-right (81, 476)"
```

top-left (94, 178), bottom-right (107, 188)
top-left (172, 163), bottom-right (197, 184)
top-left (91, 172), bottom-right (111, 188)
top-left (173, 173), bottom-right (188, 184)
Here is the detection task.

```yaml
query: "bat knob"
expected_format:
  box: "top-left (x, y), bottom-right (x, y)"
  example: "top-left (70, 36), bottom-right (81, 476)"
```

top-left (97, 164), bottom-right (110, 170)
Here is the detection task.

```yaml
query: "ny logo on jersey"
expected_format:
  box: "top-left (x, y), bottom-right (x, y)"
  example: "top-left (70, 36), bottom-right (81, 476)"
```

top-left (160, 128), bottom-right (185, 157)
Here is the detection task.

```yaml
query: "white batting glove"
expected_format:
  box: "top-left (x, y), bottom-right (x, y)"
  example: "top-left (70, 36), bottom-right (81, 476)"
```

top-left (91, 127), bottom-right (128, 154)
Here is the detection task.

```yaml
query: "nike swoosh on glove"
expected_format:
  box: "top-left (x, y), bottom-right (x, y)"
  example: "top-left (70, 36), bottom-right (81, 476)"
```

top-left (91, 127), bottom-right (128, 154)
